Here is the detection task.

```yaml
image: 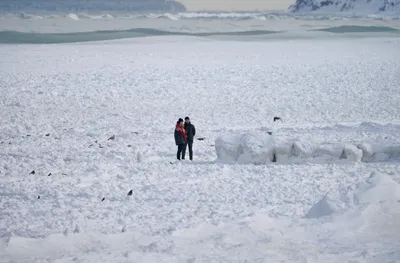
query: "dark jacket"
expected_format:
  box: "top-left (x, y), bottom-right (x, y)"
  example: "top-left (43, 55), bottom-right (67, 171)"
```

top-left (174, 129), bottom-right (186, 145)
top-left (184, 122), bottom-right (196, 142)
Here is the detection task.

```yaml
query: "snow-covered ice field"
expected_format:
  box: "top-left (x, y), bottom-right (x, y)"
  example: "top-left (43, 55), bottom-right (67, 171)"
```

top-left (1, 14), bottom-right (400, 262)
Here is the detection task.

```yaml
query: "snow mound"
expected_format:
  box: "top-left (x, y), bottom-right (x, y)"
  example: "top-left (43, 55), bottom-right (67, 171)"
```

top-left (306, 184), bottom-right (354, 218)
top-left (358, 142), bottom-right (400, 162)
top-left (66, 13), bottom-right (80, 20)
top-left (215, 132), bottom-right (275, 165)
top-left (306, 173), bottom-right (400, 218)
top-left (215, 132), bottom-right (400, 165)
top-left (353, 172), bottom-right (400, 205)
top-left (292, 141), bottom-right (316, 158)
top-left (343, 144), bottom-right (363, 162)
top-left (306, 195), bottom-right (338, 218)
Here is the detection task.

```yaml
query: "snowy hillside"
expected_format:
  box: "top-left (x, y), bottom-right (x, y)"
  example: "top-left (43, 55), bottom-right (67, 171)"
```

top-left (290, 0), bottom-right (400, 13)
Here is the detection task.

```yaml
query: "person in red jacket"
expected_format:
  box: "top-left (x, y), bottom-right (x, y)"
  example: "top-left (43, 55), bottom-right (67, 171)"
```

top-left (174, 118), bottom-right (187, 160)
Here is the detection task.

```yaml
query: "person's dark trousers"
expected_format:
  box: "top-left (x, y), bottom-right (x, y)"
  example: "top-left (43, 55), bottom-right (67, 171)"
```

top-left (177, 144), bottom-right (185, 160)
top-left (183, 141), bottom-right (193, 160)
top-left (181, 143), bottom-right (187, 160)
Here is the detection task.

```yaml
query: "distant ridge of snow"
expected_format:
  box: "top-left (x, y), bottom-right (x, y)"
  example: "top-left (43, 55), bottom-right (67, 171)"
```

top-left (290, 0), bottom-right (400, 14)
top-left (0, 0), bottom-right (187, 13)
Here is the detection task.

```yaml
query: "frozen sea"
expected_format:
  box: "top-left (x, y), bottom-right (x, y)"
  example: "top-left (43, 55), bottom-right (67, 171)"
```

top-left (1, 10), bottom-right (400, 263)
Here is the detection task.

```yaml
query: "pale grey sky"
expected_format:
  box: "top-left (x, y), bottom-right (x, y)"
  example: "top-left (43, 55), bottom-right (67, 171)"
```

top-left (177, 0), bottom-right (295, 11)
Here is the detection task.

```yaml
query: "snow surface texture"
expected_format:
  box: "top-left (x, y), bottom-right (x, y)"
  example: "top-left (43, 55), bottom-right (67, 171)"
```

top-left (290, 0), bottom-right (400, 14)
top-left (215, 132), bottom-right (400, 164)
top-left (1, 32), bottom-right (400, 262)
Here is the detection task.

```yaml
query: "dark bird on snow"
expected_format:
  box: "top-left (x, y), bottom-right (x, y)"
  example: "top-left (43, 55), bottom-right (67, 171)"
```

top-left (48, 173), bottom-right (52, 176)
top-left (37, 195), bottom-right (40, 199)
top-left (30, 170), bottom-right (35, 175)
top-left (101, 197), bottom-right (105, 202)
top-left (108, 135), bottom-right (116, 141)
top-left (127, 190), bottom-right (133, 196)
top-left (273, 117), bottom-right (282, 122)
top-left (45, 133), bottom-right (50, 136)
top-left (197, 137), bottom-right (205, 141)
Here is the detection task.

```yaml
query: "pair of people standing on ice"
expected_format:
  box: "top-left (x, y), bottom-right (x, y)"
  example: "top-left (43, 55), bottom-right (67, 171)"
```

top-left (174, 117), bottom-right (196, 161)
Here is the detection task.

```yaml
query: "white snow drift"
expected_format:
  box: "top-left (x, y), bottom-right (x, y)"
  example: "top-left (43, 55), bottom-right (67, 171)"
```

top-left (215, 132), bottom-right (400, 164)
top-left (215, 132), bottom-right (275, 165)
top-left (306, 172), bottom-right (400, 218)
top-left (2, 172), bottom-right (400, 262)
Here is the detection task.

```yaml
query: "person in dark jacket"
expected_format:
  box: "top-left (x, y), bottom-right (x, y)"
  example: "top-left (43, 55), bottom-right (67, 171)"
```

top-left (174, 118), bottom-right (187, 160)
top-left (183, 116), bottom-right (196, 161)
